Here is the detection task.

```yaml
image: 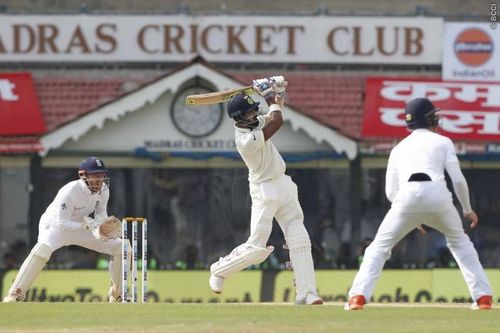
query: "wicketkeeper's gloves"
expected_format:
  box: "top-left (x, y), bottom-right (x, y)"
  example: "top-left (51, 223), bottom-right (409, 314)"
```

top-left (84, 216), bottom-right (122, 240)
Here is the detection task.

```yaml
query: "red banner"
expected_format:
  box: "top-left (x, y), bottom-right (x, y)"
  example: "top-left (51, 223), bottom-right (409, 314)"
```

top-left (362, 77), bottom-right (500, 142)
top-left (0, 73), bottom-right (46, 135)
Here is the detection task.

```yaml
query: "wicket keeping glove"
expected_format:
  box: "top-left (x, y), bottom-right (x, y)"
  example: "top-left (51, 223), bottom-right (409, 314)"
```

top-left (83, 215), bottom-right (122, 240)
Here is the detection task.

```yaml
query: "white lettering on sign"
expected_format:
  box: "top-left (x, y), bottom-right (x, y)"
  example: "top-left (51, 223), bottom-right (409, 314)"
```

top-left (0, 79), bottom-right (19, 101)
top-left (379, 108), bottom-right (500, 135)
top-left (439, 110), bottom-right (500, 135)
top-left (379, 108), bottom-right (406, 127)
top-left (381, 82), bottom-right (451, 102)
top-left (381, 81), bottom-right (500, 107)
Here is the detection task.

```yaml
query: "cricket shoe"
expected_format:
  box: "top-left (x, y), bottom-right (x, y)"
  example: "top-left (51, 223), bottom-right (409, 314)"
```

top-left (2, 295), bottom-right (20, 303)
top-left (2, 288), bottom-right (23, 303)
top-left (471, 295), bottom-right (492, 310)
top-left (109, 295), bottom-right (124, 303)
top-left (295, 293), bottom-right (323, 305)
top-left (344, 295), bottom-right (366, 310)
top-left (209, 275), bottom-right (224, 294)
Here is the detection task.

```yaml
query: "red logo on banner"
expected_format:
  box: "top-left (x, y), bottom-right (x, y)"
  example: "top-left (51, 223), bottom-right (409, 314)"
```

top-left (362, 77), bottom-right (500, 142)
top-left (0, 73), bottom-right (46, 135)
top-left (454, 28), bottom-right (494, 67)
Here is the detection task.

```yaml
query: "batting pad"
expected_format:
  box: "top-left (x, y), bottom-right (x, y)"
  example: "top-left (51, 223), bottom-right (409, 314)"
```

top-left (286, 222), bottom-right (318, 299)
top-left (109, 240), bottom-right (130, 299)
top-left (5, 243), bottom-right (53, 301)
top-left (211, 243), bottom-right (274, 278)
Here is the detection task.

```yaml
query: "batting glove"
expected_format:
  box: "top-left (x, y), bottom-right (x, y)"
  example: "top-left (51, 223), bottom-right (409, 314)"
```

top-left (269, 75), bottom-right (287, 97)
top-left (253, 78), bottom-right (274, 98)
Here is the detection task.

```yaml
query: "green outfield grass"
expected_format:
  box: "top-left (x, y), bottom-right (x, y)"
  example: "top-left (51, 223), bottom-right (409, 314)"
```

top-left (0, 303), bottom-right (498, 333)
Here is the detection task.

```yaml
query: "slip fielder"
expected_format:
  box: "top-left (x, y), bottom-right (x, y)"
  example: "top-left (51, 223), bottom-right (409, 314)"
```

top-left (346, 98), bottom-right (493, 310)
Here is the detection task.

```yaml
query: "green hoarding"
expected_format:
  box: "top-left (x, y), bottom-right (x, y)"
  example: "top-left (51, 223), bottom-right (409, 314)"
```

top-left (275, 269), bottom-right (500, 303)
top-left (3, 269), bottom-right (499, 303)
top-left (2, 270), bottom-right (262, 303)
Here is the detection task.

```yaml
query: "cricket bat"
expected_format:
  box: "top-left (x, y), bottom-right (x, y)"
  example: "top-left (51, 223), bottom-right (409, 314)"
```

top-left (185, 86), bottom-right (255, 105)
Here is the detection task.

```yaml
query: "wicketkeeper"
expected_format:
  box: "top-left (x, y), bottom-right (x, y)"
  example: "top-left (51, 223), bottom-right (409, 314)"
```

top-left (208, 76), bottom-right (323, 305)
top-left (2, 157), bottom-right (129, 303)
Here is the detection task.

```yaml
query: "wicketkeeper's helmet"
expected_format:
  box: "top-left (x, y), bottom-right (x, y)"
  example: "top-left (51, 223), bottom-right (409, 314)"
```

top-left (79, 157), bottom-right (107, 175)
top-left (227, 93), bottom-right (260, 119)
top-left (78, 156), bottom-right (109, 192)
top-left (405, 98), bottom-right (440, 130)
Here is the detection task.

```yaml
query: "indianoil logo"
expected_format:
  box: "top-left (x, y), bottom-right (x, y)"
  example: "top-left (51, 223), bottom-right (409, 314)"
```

top-left (454, 28), bottom-right (494, 67)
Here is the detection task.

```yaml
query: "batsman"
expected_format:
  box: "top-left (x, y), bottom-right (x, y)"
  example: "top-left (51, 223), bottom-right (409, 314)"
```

top-left (209, 76), bottom-right (323, 305)
top-left (3, 157), bottom-right (129, 303)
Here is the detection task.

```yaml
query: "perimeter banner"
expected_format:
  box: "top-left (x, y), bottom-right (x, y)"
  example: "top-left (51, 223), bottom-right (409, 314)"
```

top-left (1, 270), bottom-right (261, 303)
top-left (275, 269), bottom-right (500, 303)
top-left (2, 269), bottom-right (500, 303)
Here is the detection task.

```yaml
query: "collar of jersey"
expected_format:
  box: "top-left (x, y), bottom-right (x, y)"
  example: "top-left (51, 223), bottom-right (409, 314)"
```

top-left (412, 128), bottom-right (432, 133)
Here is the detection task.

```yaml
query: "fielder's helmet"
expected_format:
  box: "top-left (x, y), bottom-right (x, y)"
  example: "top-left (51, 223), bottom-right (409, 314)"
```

top-left (405, 98), bottom-right (440, 130)
top-left (227, 93), bottom-right (260, 119)
top-left (79, 157), bottom-right (107, 174)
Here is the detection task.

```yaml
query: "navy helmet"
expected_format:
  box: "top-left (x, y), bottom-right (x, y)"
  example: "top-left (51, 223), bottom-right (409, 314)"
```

top-left (79, 157), bottom-right (107, 174)
top-left (78, 157), bottom-right (109, 192)
top-left (78, 156), bottom-right (108, 177)
top-left (227, 93), bottom-right (260, 119)
top-left (405, 98), bottom-right (440, 130)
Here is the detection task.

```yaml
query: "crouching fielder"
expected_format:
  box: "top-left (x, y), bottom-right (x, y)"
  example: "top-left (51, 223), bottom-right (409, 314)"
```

top-left (346, 98), bottom-right (492, 310)
top-left (209, 77), bottom-right (322, 305)
top-left (2, 157), bottom-right (129, 303)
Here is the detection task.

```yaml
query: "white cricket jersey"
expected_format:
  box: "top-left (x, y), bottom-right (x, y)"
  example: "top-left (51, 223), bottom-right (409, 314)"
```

top-left (387, 129), bottom-right (458, 186)
top-left (386, 128), bottom-right (472, 213)
top-left (235, 126), bottom-right (286, 183)
top-left (41, 179), bottom-right (109, 231)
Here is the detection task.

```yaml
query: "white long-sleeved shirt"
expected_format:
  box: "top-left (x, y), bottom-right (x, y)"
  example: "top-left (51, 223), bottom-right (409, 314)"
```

top-left (41, 179), bottom-right (109, 231)
top-left (385, 129), bottom-right (472, 213)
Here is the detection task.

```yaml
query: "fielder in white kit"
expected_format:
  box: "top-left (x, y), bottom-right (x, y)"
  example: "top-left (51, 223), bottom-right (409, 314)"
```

top-left (346, 98), bottom-right (492, 310)
top-left (209, 76), bottom-right (322, 305)
top-left (3, 157), bottom-right (127, 303)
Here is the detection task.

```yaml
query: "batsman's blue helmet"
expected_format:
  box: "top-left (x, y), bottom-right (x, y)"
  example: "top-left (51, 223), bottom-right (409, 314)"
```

top-left (405, 98), bottom-right (440, 130)
top-left (227, 93), bottom-right (260, 119)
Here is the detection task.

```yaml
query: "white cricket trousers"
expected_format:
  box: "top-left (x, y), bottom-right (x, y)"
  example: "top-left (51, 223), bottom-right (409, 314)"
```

top-left (349, 182), bottom-right (492, 302)
top-left (247, 175), bottom-right (305, 247)
top-left (246, 174), bottom-right (319, 299)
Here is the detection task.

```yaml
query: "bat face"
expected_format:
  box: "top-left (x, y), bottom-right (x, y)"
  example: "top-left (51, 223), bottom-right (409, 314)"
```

top-left (185, 86), bottom-right (254, 105)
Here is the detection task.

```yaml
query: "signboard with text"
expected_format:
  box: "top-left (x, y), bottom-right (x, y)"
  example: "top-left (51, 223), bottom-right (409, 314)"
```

top-left (0, 72), bottom-right (46, 135)
top-left (0, 15), bottom-right (443, 64)
top-left (362, 77), bottom-right (500, 142)
top-left (442, 22), bottom-right (500, 82)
